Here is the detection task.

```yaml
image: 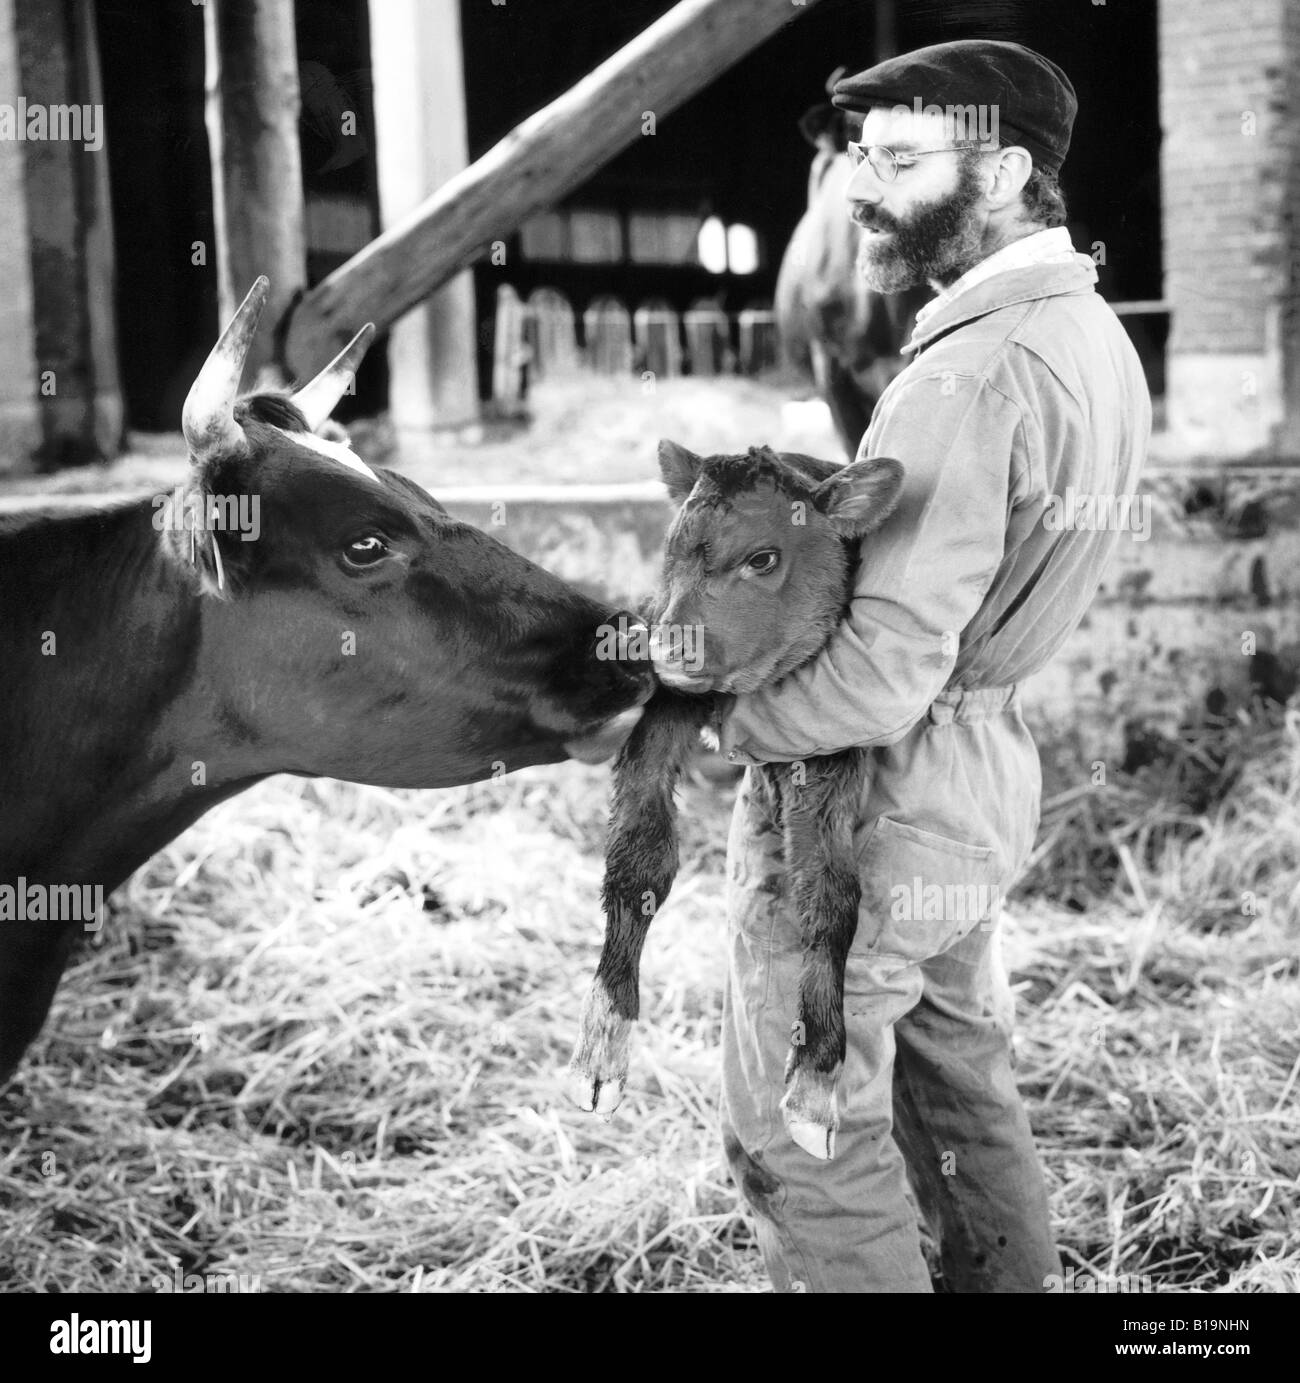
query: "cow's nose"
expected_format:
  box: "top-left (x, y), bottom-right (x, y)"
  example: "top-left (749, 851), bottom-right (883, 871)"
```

top-left (608, 610), bottom-right (649, 663)
top-left (590, 609), bottom-right (656, 701)
top-left (600, 608), bottom-right (649, 658)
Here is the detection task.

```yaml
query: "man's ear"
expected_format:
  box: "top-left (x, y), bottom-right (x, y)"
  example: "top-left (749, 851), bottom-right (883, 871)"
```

top-left (658, 439), bottom-right (704, 502)
top-left (814, 455), bottom-right (905, 537)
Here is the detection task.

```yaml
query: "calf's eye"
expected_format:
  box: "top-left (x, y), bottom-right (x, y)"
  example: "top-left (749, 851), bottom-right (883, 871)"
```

top-left (745, 550), bottom-right (780, 575)
top-left (343, 535), bottom-right (388, 568)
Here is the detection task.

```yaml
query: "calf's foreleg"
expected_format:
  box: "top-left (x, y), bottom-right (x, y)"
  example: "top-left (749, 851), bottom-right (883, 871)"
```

top-left (776, 750), bottom-right (866, 1160)
top-left (567, 690), bottom-right (710, 1114)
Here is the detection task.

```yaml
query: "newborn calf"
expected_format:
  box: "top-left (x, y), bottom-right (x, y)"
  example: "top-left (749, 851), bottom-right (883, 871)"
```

top-left (568, 440), bottom-right (904, 1159)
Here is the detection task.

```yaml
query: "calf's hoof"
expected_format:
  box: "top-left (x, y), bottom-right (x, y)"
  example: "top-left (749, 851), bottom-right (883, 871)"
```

top-left (779, 1065), bottom-right (841, 1161)
top-left (565, 980), bottom-right (633, 1119)
top-left (564, 1065), bottom-right (625, 1118)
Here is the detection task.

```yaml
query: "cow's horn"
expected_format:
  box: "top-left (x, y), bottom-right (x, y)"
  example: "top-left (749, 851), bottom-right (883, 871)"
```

top-left (290, 323), bottom-right (376, 432)
top-left (182, 276), bottom-right (270, 464)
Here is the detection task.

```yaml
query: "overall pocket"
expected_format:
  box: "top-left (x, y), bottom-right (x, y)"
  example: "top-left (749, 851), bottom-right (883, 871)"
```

top-left (851, 815), bottom-right (1007, 968)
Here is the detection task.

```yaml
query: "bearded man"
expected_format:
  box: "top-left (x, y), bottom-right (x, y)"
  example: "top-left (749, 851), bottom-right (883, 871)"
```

top-left (717, 40), bottom-right (1151, 1292)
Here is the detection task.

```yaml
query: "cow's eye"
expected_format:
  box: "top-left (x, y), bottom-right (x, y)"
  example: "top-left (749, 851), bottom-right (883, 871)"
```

top-left (745, 550), bottom-right (779, 575)
top-left (342, 535), bottom-right (388, 569)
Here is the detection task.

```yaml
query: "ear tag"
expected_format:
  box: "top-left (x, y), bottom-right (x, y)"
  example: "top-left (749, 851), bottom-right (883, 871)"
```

top-left (210, 530), bottom-right (226, 592)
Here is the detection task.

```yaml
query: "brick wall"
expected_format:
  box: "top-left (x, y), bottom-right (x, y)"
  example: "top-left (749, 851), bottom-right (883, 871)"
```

top-left (1159, 0), bottom-right (1300, 453)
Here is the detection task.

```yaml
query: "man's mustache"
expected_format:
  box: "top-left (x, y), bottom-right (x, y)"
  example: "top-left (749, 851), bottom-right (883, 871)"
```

top-left (849, 205), bottom-right (899, 233)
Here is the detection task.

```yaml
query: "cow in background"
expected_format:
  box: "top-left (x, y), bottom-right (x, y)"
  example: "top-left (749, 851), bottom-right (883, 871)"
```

top-left (774, 77), bottom-right (931, 460)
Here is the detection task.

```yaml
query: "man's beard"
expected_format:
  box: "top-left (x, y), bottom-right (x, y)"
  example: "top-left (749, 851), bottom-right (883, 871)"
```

top-left (854, 157), bottom-right (986, 293)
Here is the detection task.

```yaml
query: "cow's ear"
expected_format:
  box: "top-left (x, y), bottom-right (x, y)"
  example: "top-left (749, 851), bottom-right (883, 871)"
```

top-left (154, 479), bottom-right (251, 600)
top-left (658, 439), bottom-right (704, 502)
top-left (814, 455), bottom-right (905, 537)
top-left (797, 101), bottom-right (835, 148)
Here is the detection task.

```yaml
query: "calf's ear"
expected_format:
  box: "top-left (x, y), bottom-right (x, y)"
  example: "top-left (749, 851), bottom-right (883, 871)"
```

top-left (815, 455), bottom-right (905, 537)
top-left (658, 439), bottom-right (704, 502)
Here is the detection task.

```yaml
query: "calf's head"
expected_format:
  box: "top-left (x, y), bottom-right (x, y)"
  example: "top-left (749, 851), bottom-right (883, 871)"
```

top-left (650, 440), bottom-right (903, 695)
top-left (164, 278), bottom-right (652, 787)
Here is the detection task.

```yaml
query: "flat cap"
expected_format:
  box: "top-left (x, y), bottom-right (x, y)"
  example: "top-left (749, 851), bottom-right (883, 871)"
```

top-left (832, 40), bottom-right (1076, 174)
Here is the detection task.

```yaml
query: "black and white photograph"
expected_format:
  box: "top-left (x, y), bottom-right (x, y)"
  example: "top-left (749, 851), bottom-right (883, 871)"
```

top-left (0, 0), bottom-right (1294, 1336)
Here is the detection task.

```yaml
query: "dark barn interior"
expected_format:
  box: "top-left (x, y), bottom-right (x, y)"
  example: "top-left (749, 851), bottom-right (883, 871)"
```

top-left (92, 0), bottom-right (1161, 429)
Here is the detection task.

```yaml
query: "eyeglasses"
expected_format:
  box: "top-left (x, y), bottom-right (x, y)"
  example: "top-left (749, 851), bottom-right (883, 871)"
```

top-left (846, 141), bottom-right (984, 183)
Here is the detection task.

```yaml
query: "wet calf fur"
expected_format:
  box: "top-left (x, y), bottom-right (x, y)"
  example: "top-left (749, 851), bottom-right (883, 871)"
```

top-left (568, 441), bottom-right (904, 1159)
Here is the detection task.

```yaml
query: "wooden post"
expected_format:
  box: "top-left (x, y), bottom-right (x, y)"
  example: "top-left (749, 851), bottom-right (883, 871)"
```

top-left (526, 288), bottom-right (579, 378)
top-left (369, 0), bottom-right (479, 430)
top-left (283, 0), bottom-right (825, 377)
top-left (203, 0), bottom-right (305, 386)
top-left (685, 299), bottom-right (731, 376)
top-left (635, 301), bottom-right (683, 378)
top-left (584, 298), bottom-right (634, 375)
top-left (11, 0), bottom-right (122, 468)
top-left (0, 0), bottom-right (39, 469)
top-left (874, 0), bottom-right (897, 63)
top-left (738, 307), bottom-right (779, 374)
top-left (491, 284), bottom-right (529, 413)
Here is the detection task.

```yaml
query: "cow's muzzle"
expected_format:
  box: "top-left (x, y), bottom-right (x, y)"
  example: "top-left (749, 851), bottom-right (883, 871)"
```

top-left (562, 704), bottom-right (646, 764)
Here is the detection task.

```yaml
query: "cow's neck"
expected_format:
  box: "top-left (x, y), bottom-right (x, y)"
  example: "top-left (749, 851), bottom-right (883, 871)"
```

top-left (1, 499), bottom-right (267, 895)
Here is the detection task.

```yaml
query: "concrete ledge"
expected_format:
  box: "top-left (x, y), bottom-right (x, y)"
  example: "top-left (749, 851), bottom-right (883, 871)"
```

top-left (435, 481), bottom-right (668, 506)
top-left (0, 490), bottom-right (148, 511)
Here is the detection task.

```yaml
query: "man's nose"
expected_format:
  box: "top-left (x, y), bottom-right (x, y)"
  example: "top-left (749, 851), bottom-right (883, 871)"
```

top-left (846, 155), bottom-right (890, 201)
top-left (846, 158), bottom-right (885, 202)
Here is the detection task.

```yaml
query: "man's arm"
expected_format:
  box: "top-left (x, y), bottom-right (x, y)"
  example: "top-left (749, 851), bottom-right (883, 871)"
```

top-left (720, 371), bottom-right (1024, 764)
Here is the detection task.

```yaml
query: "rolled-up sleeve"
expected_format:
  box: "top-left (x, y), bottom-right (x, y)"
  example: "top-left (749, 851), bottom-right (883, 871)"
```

top-left (720, 371), bottom-right (1022, 763)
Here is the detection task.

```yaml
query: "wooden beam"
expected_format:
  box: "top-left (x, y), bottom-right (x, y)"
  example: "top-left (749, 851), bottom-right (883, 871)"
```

top-left (283, 0), bottom-right (824, 378)
top-left (204, 0), bottom-right (305, 385)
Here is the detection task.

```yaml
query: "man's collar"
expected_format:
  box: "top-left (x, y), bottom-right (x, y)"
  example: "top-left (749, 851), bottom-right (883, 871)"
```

top-left (904, 227), bottom-right (1098, 354)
